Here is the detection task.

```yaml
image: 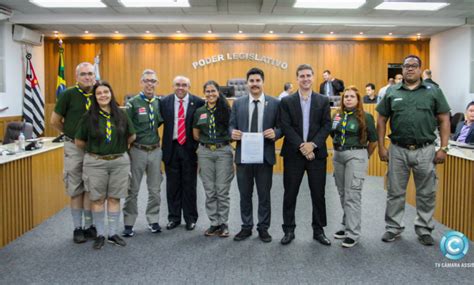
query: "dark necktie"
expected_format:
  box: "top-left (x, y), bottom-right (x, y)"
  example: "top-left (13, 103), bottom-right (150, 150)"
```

top-left (251, 100), bottom-right (259, 133)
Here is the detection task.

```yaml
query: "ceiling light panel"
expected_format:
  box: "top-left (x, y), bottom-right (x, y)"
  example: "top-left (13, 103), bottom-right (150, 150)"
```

top-left (118, 0), bottom-right (190, 8)
top-left (374, 2), bottom-right (449, 11)
top-left (294, 0), bottom-right (366, 9)
top-left (29, 0), bottom-right (106, 8)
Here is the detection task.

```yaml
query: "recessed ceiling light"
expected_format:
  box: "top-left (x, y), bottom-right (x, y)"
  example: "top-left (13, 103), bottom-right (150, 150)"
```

top-left (53, 31), bottom-right (58, 34)
top-left (269, 31), bottom-right (274, 34)
top-left (84, 30), bottom-right (89, 34)
top-left (375, 2), bottom-right (449, 11)
top-left (330, 31), bottom-right (334, 34)
top-left (29, 0), bottom-right (106, 8)
top-left (208, 30), bottom-right (212, 33)
top-left (359, 32), bottom-right (364, 35)
top-left (176, 30), bottom-right (181, 33)
top-left (238, 30), bottom-right (243, 34)
top-left (388, 32), bottom-right (393, 35)
top-left (114, 31), bottom-right (119, 34)
top-left (145, 30), bottom-right (150, 34)
top-left (118, 0), bottom-right (190, 7)
top-left (294, 0), bottom-right (366, 9)
top-left (417, 33), bottom-right (421, 36)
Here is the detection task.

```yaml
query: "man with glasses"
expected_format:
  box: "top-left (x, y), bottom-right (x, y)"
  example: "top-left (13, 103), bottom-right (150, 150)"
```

top-left (377, 55), bottom-right (451, 246)
top-left (122, 69), bottom-right (164, 237)
top-left (51, 62), bottom-right (97, 243)
top-left (160, 76), bottom-right (204, 231)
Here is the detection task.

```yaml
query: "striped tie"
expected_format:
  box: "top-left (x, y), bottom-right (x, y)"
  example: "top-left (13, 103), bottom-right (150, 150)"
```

top-left (177, 99), bottom-right (186, 145)
top-left (140, 92), bottom-right (155, 130)
top-left (99, 110), bottom-right (112, 144)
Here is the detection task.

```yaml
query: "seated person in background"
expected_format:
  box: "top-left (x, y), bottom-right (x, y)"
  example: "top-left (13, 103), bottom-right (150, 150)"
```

top-left (422, 69), bottom-right (439, 87)
top-left (278, 82), bottom-right (293, 100)
top-left (453, 101), bottom-right (474, 144)
top-left (363, 83), bottom-right (377, 104)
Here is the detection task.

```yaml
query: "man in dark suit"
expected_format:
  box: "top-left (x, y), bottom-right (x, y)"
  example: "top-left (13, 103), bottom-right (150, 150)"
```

top-left (279, 64), bottom-right (332, 246)
top-left (229, 67), bottom-right (282, 243)
top-left (160, 76), bottom-right (205, 231)
top-left (319, 69), bottom-right (344, 96)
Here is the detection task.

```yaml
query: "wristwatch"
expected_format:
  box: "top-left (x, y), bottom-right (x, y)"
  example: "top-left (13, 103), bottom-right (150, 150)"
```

top-left (440, 146), bottom-right (449, 153)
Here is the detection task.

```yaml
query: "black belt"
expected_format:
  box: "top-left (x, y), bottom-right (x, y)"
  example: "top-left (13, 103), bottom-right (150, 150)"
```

top-left (392, 141), bottom-right (433, 150)
top-left (133, 143), bottom-right (160, 151)
top-left (200, 142), bottom-right (229, 151)
top-left (87, 153), bottom-right (123, 161)
top-left (334, 145), bottom-right (367, 152)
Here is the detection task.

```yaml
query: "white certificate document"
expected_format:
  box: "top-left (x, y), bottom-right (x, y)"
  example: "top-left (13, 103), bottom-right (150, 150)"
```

top-left (241, 132), bottom-right (264, 164)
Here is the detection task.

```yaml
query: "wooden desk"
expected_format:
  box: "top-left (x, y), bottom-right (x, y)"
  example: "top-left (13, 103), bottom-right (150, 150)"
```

top-left (0, 138), bottom-right (68, 248)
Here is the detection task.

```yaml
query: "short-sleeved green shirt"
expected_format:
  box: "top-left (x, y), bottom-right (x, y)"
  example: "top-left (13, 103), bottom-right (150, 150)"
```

top-left (53, 86), bottom-right (89, 139)
top-left (192, 104), bottom-right (230, 144)
top-left (75, 110), bottom-right (136, 155)
top-left (376, 81), bottom-right (451, 144)
top-left (331, 110), bottom-right (377, 147)
top-left (125, 94), bottom-right (163, 145)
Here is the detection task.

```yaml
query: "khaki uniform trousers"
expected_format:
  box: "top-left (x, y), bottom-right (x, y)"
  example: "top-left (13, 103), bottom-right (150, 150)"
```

top-left (197, 144), bottom-right (234, 226)
top-left (333, 149), bottom-right (368, 241)
top-left (123, 146), bottom-right (163, 226)
top-left (63, 141), bottom-right (85, 197)
top-left (386, 144), bottom-right (437, 236)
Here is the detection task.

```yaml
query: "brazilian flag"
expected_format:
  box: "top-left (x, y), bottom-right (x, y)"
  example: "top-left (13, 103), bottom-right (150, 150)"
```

top-left (55, 45), bottom-right (66, 98)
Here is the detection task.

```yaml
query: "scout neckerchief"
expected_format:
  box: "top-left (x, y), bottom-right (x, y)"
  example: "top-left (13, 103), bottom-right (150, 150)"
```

top-left (75, 84), bottom-right (93, 111)
top-left (340, 110), bottom-right (354, 146)
top-left (207, 104), bottom-right (217, 141)
top-left (99, 110), bottom-right (112, 144)
top-left (140, 92), bottom-right (155, 130)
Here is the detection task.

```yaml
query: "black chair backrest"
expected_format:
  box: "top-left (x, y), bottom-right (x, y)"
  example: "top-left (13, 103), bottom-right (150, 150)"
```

top-left (3, 122), bottom-right (33, 144)
top-left (227, 78), bottom-right (248, 98)
top-left (451, 112), bottom-right (465, 134)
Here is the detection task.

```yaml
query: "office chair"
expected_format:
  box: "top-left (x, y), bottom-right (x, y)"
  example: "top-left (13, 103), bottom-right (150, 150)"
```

top-left (3, 121), bottom-right (33, 144)
top-left (227, 78), bottom-right (248, 98)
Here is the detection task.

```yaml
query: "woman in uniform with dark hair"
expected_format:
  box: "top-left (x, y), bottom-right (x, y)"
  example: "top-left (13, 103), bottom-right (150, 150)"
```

top-left (193, 80), bottom-right (234, 237)
top-left (75, 80), bottom-right (136, 249)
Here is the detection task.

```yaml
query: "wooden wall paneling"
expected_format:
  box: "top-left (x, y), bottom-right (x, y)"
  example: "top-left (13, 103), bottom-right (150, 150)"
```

top-left (44, 39), bottom-right (430, 106)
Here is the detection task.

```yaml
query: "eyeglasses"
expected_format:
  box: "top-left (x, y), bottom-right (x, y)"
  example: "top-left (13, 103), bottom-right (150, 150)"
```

top-left (175, 83), bottom-right (189, 88)
top-left (143, 79), bottom-right (158, 84)
top-left (402, 64), bottom-right (420, 69)
top-left (79, 72), bottom-right (94, 77)
top-left (205, 89), bottom-right (218, 94)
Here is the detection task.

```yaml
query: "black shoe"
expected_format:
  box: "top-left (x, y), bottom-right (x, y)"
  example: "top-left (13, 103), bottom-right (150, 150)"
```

top-left (186, 223), bottom-right (196, 231)
top-left (122, 225), bottom-right (135, 237)
top-left (258, 229), bottom-right (272, 243)
top-left (333, 230), bottom-right (346, 239)
top-left (84, 225), bottom-right (97, 240)
top-left (314, 233), bottom-right (331, 246)
top-left (205, 225), bottom-right (221, 236)
top-left (93, 235), bottom-right (105, 250)
top-left (108, 234), bottom-right (127, 247)
top-left (280, 232), bottom-right (295, 245)
top-left (166, 221), bottom-right (180, 230)
top-left (148, 223), bottom-right (162, 233)
top-left (233, 229), bottom-right (252, 241)
top-left (418, 234), bottom-right (434, 246)
top-left (381, 231), bottom-right (401, 242)
top-left (73, 227), bottom-right (86, 244)
top-left (342, 237), bottom-right (358, 248)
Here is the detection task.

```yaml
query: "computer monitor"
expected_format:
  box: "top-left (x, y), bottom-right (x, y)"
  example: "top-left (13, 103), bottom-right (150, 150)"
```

top-left (219, 86), bottom-right (235, 98)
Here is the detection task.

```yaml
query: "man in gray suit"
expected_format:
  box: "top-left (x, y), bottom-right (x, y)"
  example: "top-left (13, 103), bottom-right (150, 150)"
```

top-left (230, 67), bottom-right (282, 243)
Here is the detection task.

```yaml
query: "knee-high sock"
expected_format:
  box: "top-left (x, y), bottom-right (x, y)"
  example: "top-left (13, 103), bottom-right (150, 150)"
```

top-left (71, 208), bottom-right (83, 229)
top-left (92, 211), bottom-right (105, 236)
top-left (107, 211), bottom-right (120, 236)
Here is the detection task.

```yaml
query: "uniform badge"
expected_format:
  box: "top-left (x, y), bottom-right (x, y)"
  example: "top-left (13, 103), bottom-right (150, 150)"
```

top-left (200, 113), bottom-right (208, 120)
top-left (138, 107), bottom-right (147, 115)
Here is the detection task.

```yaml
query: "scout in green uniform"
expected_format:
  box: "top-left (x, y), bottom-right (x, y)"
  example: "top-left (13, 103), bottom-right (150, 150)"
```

top-left (75, 81), bottom-right (136, 250)
top-left (331, 86), bottom-right (377, 248)
top-left (51, 62), bottom-right (97, 244)
top-left (192, 80), bottom-right (234, 237)
top-left (376, 55), bottom-right (451, 246)
top-left (122, 69), bottom-right (164, 237)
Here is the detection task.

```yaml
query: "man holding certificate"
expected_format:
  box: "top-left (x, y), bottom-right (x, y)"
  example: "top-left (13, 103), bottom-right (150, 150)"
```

top-left (279, 64), bottom-right (332, 246)
top-left (229, 67), bottom-right (282, 243)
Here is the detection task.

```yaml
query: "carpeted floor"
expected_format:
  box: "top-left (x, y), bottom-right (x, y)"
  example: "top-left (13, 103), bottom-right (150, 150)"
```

top-left (0, 174), bottom-right (472, 284)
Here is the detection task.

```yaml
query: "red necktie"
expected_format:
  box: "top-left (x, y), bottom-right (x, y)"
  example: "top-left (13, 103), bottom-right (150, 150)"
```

top-left (177, 99), bottom-right (186, 145)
